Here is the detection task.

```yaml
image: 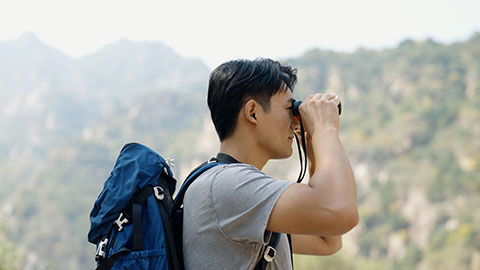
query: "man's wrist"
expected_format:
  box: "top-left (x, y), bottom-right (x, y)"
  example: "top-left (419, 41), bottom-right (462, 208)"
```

top-left (311, 126), bottom-right (339, 141)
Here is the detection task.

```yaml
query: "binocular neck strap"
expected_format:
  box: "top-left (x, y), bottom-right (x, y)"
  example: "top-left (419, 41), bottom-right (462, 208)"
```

top-left (294, 118), bottom-right (307, 183)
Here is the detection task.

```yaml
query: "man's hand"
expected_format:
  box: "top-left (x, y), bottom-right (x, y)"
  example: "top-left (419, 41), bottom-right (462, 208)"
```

top-left (295, 93), bottom-right (342, 176)
top-left (298, 93), bottom-right (341, 137)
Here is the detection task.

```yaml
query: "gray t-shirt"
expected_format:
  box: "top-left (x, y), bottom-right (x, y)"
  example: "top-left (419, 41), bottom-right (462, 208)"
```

top-left (183, 163), bottom-right (293, 270)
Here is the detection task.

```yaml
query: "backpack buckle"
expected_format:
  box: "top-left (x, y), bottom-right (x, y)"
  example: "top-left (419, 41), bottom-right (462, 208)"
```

top-left (153, 186), bottom-right (165, 200)
top-left (114, 212), bottom-right (129, 231)
top-left (95, 237), bottom-right (109, 262)
top-left (166, 158), bottom-right (175, 167)
top-left (263, 246), bottom-right (276, 262)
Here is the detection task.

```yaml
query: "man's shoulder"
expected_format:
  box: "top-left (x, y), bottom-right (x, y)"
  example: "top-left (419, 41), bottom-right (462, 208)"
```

top-left (187, 162), bottom-right (290, 203)
top-left (194, 162), bottom-right (265, 184)
top-left (186, 163), bottom-right (254, 192)
top-left (215, 162), bottom-right (265, 177)
top-left (210, 163), bottom-right (275, 188)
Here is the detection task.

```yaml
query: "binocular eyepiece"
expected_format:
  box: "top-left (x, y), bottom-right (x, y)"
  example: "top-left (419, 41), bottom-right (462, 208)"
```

top-left (291, 100), bottom-right (342, 117)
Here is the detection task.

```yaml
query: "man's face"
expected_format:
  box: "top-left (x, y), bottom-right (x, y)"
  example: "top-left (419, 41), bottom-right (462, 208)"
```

top-left (256, 89), bottom-right (299, 160)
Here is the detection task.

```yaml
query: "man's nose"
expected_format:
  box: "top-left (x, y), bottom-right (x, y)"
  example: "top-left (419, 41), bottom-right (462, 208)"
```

top-left (291, 114), bottom-right (300, 131)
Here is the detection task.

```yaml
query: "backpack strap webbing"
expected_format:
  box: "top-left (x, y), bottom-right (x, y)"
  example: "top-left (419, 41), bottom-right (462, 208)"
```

top-left (156, 175), bottom-right (180, 270)
top-left (254, 232), bottom-right (280, 270)
top-left (170, 160), bottom-right (227, 216)
top-left (131, 186), bottom-right (153, 251)
top-left (96, 248), bottom-right (130, 270)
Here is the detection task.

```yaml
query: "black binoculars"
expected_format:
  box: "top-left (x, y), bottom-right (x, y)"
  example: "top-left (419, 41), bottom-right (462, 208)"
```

top-left (291, 100), bottom-right (342, 117)
top-left (290, 99), bottom-right (341, 183)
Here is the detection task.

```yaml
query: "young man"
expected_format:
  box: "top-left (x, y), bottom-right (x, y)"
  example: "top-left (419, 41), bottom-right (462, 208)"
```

top-left (182, 58), bottom-right (358, 269)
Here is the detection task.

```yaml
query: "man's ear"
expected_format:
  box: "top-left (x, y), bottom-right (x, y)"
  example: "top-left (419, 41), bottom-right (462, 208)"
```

top-left (244, 99), bottom-right (258, 124)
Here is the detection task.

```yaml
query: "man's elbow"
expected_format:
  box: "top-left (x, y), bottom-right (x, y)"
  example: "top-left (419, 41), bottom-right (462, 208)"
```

top-left (324, 238), bottom-right (342, 255)
top-left (345, 207), bottom-right (359, 231)
top-left (339, 206), bottom-right (359, 233)
top-left (329, 205), bottom-right (359, 235)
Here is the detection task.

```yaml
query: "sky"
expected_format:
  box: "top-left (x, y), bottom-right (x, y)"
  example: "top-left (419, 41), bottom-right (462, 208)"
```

top-left (1, 0), bottom-right (479, 69)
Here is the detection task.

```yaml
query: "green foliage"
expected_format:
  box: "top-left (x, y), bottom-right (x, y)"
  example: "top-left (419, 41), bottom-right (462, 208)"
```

top-left (1, 32), bottom-right (480, 269)
top-left (394, 246), bottom-right (422, 270)
top-left (294, 253), bottom-right (357, 270)
top-left (290, 32), bottom-right (480, 269)
top-left (0, 222), bottom-right (25, 270)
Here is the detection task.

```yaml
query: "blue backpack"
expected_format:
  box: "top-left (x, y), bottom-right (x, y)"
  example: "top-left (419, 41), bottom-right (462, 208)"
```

top-left (88, 143), bottom-right (282, 270)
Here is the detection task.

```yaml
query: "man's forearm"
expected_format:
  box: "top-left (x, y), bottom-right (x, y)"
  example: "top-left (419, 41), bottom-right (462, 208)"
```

top-left (309, 127), bottom-right (358, 228)
top-left (291, 234), bottom-right (342, 255)
top-left (306, 133), bottom-right (316, 177)
top-left (320, 235), bottom-right (342, 254)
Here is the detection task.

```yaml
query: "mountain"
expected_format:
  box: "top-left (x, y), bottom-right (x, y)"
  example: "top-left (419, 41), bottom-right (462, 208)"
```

top-left (0, 33), bottom-right (211, 270)
top-left (285, 33), bottom-right (480, 270)
top-left (0, 32), bottom-right (479, 270)
top-left (0, 32), bottom-right (74, 91)
top-left (77, 38), bottom-right (209, 101)
top-left (0, 33), bottom-right (209, 151)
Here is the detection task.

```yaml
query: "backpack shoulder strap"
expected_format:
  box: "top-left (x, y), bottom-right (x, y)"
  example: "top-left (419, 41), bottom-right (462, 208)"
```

top-left (254, 232), bottom-right (281, 270)
top-left (170, 160), bottom-right (226, 216)
top-left (170, 152), bottom-right (240, 215)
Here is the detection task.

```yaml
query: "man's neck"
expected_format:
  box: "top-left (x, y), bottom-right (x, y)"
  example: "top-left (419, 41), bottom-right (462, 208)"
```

top-left (219, 135), bottom-right (268, 170)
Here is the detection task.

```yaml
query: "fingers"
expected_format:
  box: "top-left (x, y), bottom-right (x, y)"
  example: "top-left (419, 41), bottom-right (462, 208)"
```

top-left (333, 95), bottom-right (341, 105)
top-left (297, 92), bottom-right (341, 135)
top-left (304, 93), bottom-right (341, 104)
top-left (321, 93), bottom-right (336, 100)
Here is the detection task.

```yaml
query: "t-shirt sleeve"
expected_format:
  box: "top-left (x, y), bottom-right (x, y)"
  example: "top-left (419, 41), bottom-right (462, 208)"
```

top-left (210, 164), bottom-right (293, 244)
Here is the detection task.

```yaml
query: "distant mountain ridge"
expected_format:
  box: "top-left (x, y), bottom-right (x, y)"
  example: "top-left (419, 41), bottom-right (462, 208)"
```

top-left (0, 32), bottom-right (210, 150)
top-left (0, 32), bottom-right (209, 97)
top-left (77, 38), bottom-right (209, 99)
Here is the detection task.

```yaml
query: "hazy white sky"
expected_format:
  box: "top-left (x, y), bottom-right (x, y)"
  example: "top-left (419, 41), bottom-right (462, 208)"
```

top-left (1, 0), bottom-right (479, 68)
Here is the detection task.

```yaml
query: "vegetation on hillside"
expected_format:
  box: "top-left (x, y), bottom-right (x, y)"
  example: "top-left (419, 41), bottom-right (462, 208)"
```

top-left (0, 32), bottom-right (479, 269)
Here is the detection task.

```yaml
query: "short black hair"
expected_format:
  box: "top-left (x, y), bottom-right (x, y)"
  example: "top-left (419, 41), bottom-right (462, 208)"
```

top-left (207, 58), bottom-right (297, 141)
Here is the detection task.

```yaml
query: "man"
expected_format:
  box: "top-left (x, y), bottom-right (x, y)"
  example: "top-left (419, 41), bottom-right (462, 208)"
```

top-left (183, 58), bottom-right (358, 269)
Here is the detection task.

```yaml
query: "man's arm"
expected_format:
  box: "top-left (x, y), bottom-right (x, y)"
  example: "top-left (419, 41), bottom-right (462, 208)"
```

top-left (291, 234), bottom-right (342, 255)
top-left (290, 126), bottom-right (343, 256)
top-left (266, 94), bottom-right (358, 237)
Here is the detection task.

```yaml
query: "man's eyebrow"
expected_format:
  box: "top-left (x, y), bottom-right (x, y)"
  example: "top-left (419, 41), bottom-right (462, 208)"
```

top-left (286, 97), bottom-right (296, 104)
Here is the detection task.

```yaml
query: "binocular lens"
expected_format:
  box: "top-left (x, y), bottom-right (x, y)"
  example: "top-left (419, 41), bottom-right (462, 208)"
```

top-left (291, 100), bottom-right (342, 117)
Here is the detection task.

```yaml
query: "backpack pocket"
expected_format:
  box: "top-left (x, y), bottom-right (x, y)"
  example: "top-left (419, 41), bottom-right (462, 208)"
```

top-left (112, 249), bottom-right (168, 270)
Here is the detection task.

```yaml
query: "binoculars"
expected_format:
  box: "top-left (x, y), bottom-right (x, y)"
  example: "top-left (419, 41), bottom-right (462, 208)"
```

top-left (290, 99), bottom-right (342, 183)
top-left (291, 100), bottom-right (342, 117)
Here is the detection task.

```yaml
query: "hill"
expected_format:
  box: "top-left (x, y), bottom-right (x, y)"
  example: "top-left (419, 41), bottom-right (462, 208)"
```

top-left (0, 32), bottom-right (479, 269)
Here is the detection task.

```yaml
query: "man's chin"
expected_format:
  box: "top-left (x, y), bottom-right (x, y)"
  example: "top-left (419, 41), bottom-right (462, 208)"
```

top-left (272, 150), bottom-right (293, 160)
